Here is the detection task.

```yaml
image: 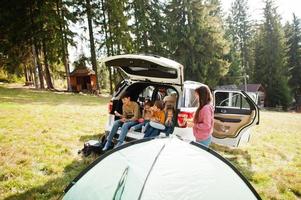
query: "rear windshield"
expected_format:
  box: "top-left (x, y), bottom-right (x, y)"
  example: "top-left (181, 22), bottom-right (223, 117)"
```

top-left (105, 58), bottom-right (178, 79)
top-left (121, 66), bottom-right (177, 79)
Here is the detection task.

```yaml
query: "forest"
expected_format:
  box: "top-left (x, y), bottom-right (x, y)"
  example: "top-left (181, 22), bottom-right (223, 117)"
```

top-left (0, 0), bottom-right (301, 109)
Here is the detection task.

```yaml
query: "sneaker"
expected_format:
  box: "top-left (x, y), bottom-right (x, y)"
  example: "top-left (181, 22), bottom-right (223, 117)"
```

top-left (102, 141), bottom-right (111, 151)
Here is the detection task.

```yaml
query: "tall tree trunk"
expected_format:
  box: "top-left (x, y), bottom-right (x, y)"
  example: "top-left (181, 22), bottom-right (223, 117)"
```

top-left (107, 4), bottom-right (114, 93)
top-left (57, 0), bottom-right (71, 91)
top-left (42, 39), bottom-right (54, 89)
top-left (29, 66), bottom-right (33, 82)
top-left (142, 31), bottom-right (148, 52)
top-left (133, 1), bottom-right (141, 52)
top-left (34, 42), bottom-right (44, 89)
top-left (117, 43), bottom-right (121, 55)
top-left (107, 8), bottom-right (114, 55)
top-left (100, 0), bottom-right (112, 94)
top-left (63, 26), bottom-right (72, 91)
top-left (109, 67), bottom-right (113, 94)
top-left (30, 4), bottom-right (44, 89)
top-left (24, 65), bottom-right (33, 84)
top-left (24, 65), bottom-right (29, 82)
top-left (32, 44), bottom-right (39, 88)
top-left (86, 0), bottom-right (99, 91)
top-left (100, 0), bottom-right (110, 56)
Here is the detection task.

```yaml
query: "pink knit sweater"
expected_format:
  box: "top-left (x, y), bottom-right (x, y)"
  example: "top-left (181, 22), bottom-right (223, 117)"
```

top-left (193, 104), bottom-right (214, 141)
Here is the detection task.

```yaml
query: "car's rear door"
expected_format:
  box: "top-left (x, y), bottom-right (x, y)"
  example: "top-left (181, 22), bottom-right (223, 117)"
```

top-left (102, 54), bottom-right (184, 86)
top-left (213, 90), bottom-right (259, 146)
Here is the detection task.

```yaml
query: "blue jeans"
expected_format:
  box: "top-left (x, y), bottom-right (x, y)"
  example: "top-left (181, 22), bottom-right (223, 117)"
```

top-left (196, 135), bottom-right (212, 148)
top-left (143, 123), bottom-right (160, 138)
top-left (130, 120), bottom-right (150, 131)
top-left (103, 120), bottom-right (138, 150)
top-left (163, 124), bottom-right (173, 136)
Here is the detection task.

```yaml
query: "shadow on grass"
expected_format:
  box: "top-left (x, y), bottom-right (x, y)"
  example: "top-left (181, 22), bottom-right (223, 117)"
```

top-left (79, 133), bottom-right (104, 142)
top-left (0, 87), bottom-right (110, 106)
top-left (211, 144), bottom-right (255, 181)
top-left (4, 156), bottom-right (97, 200)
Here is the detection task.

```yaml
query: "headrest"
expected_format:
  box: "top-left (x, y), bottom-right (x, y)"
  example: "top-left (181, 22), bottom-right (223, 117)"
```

top-left (163, 96), bottom-right (176, 108)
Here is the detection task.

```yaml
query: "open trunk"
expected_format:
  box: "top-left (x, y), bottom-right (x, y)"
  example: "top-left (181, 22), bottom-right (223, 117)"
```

top-left (102, 54), bottom-right (184, 85)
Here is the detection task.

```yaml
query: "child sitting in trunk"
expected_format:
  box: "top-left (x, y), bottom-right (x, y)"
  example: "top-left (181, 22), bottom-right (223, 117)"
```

top-left (102, 92), bottom-right (140, 151)
top-left (162, 94), bottom-right (176, 136)
top-left (163, 107), bottom-right (175, 136)
top-left (129, 101), bottom-right (153, 133)
top-left (143, 100), bottom-right (166, 138)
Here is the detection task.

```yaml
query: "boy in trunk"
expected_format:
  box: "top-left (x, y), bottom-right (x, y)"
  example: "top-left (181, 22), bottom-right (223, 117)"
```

top-left (102, 92), bottom-right (140, 150)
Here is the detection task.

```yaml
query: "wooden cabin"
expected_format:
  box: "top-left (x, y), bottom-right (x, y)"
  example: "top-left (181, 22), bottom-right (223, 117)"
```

top-left (70, 67), bottom-right (97, 93)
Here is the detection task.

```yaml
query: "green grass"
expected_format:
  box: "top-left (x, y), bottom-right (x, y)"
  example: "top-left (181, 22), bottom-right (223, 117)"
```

top-left (0, 84), bottom-right (300, 200)
top-left (0, 85), bottom-right (110, 200)
top-left (211, 111), bottom-right (301, 199)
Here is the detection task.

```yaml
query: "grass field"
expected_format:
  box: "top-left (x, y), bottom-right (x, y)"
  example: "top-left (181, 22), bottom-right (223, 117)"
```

top-left (0, 84), bottom-right (300, 200)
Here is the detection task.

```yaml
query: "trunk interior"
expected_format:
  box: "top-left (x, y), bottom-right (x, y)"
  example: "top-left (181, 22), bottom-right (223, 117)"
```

top-left (110, 82), bottom-right (181, 136)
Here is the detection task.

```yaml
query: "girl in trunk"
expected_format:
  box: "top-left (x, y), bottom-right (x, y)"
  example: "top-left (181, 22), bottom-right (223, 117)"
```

top-left (129, 101), bottom-right (153, 133)
top-left (143, 101), bottom-right (165, 138)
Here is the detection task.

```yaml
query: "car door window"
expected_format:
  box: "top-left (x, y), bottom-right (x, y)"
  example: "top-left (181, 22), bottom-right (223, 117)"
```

top-left (215, 92), bottom-right (250, 110)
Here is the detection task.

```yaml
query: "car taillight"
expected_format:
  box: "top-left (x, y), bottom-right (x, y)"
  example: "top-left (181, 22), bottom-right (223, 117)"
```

top-left (108, 101), bottom-right (113, 113)
top-left (177, 111), bottom-right (194, 128)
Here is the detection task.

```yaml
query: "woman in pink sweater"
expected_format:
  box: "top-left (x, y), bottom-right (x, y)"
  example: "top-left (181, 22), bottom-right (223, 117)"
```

top-left (191, 85), bottom-right (214, 147)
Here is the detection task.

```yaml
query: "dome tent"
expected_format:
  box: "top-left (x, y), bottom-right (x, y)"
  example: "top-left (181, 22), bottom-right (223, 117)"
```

top-left (63, 137), bottom-right (261, 200)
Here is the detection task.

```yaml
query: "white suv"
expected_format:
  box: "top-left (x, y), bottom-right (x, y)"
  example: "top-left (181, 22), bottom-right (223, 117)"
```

top-left (102, 54), bottom-right (259, 147)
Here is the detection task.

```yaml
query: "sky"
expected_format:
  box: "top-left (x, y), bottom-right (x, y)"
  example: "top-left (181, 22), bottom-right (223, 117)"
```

top-left (69, 0), bottom-right (301, 68)
top-left (221, 0), bottom-right (301, 23)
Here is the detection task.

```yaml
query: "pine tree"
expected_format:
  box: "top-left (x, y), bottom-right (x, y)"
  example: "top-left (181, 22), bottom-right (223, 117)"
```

top-left (39, 0), bottom-right (60, 90)
top-left (56, 0), bottom-right (74, 91)
top-left (73, 0), bottom-right (100, 90)
top-left (166, 0), bottom-right (230, 87)
top-left (225, 0), bottom-right (253, 85)
top-left (95, 0), bottom-right (133, 93)
top-left (0, 0), bottom-right (77, 90)
top-left (72, 0), bottom-right (100, 90)
top-left (131, 0), bottom-right (150, 52)
top-left (96, 0), bottom-right (112, 56)
top-left (35, 0), bottom-right (77, 90)
top-left (107, 0), bottom-right (133, 54)
top-left (95, 0), bottom-right (133, 54)
top-left (0, 0), bottom-right (33, 79)
top-left (253, 0), bottom-right (290, 108)
top-left (131, 0), bottom-right (167, 55)
top-left (148, 0), bottom-right (167, 55)
top-left (29, 0), bottom-right (46, 89)
top-left (285, 14), bottom-right (301, 102)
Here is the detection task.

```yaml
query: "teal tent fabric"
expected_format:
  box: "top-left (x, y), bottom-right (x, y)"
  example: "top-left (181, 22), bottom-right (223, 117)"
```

top-left (63, 137), bottom-right (260, 200)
